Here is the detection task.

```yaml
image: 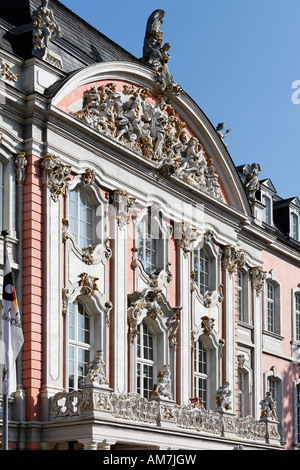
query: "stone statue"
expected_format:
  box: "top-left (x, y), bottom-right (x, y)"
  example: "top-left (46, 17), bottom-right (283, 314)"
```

top-left (32, 0), bottom-right (61, 50)
top-left (85, 350), bottom-right (108, 386)
top-left (216, 382), bottom-right (232, 412)
top-left (73, 82), bottom-right (224, 201)
top-left (260, 391), bottom-right (278, 421)
top-left (141, 10), bottom-right (181, 96)
top-left (216, 123), bottom-right (231, 147)
top-left (243, 163), bottom-right (262, 200)
top-left (152, 365), bottom-right (173, 400)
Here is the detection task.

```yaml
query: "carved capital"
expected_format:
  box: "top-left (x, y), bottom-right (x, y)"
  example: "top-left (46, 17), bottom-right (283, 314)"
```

top-left (222, 245), bottom-right (246, 275)
top-left (177, 222), bottom-right (197, 258)
top-left (250, 266), bottom-right (266, 293)
top-left (41, 155), bottom-right (71, 202)
top-left (109, 189), bottom-right (136, 229)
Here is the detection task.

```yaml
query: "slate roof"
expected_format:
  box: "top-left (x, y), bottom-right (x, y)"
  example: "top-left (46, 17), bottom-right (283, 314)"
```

top-left (0, 0), bottom-right (139, 72)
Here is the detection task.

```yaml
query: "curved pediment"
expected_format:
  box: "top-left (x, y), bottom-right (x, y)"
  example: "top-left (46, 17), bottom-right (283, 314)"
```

top-left (51, 61), bottom-right (251, 216)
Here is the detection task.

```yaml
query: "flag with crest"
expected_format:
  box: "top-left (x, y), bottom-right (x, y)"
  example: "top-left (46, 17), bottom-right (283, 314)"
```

top-left (2, 248), bottom-right (23, 395)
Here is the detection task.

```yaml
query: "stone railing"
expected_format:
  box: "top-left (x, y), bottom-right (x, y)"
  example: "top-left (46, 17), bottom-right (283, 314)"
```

top-left (50, 385), bottom-right (282, 447)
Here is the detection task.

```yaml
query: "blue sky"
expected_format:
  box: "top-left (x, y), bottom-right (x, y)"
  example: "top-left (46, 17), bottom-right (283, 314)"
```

top-left (59, 0), bottom-right (300, 200)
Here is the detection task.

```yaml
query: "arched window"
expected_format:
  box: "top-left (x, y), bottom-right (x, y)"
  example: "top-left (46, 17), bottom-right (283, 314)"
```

top-left (69, 187), bottom-right (95, 248)
top-left (68, 301), bottom-right (93, 391)
top-left (136, 321), bottom-right (156, 400)
top-left (193, 338), bottom-right (209, 409)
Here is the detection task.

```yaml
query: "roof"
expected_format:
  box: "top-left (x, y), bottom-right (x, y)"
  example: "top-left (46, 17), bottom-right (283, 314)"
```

top-left (0, 0), bottom-right (139, 71)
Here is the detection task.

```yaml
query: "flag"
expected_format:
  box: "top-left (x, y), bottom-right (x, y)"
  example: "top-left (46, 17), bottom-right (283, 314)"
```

top-left (2, 249), bottom-right (23, 395)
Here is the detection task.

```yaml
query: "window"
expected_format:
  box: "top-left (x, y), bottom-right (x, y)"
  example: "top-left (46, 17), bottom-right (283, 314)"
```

top-left (136, 322), bottom-right (156, 400)
top-left (193, 247), bottom-right (210, 295)
top-left (262, 195), bottom-right (272, 225)
top-left (68, 301), bottom-right (92, 391)
top-left (297, 384), bottom-right (300, 444)
top-left (69, 187), bottom-right (94, 248)
top-left (296, 295), bottom-right (300, 342)
top-left (193, 339), bottom-right (209, 409)
top-left (237, 270), bottom-right (244, 322)
top-left (291, 213), bottom-right (299, 241)
top-left (266, 282), bottom-right (275, 333)
top-left (238, 370), bottom-right (245, 417)
top-left (137, 214), bottom-right (158, 274)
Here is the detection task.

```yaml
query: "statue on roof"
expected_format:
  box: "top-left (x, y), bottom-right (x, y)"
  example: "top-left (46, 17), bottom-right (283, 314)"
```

top-left (141, 10), bottom-right (181, 96)
top-left (216, 123), bottom-right (231, 147)
top-left (243, 163), bottom-right (262, 200)
top-left (32, 0), bottom-right (61, 50)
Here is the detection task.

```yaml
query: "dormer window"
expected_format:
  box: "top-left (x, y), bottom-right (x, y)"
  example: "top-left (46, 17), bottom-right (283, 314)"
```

top-left (262, 194), bottom-right (272, 225)
top-left (291, 213), bottom-right (299, 241)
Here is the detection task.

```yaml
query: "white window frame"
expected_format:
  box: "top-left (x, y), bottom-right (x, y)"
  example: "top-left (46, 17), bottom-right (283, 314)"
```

top-left (193, 338), bottom-right (210, 409)
top-left (136, 205), bottom-right (170, 275)
top-left (69, 186), bottom-right (95, 248)
top-left (264, 274), bottom-right (281, 336)
top-left (237, 269), bottom-right (250, 324)
top-left (294, 380), bottom-right (300, 446)
top-left (291, 212), bottom-right (299, 241)
top-left (68, 301), bottom-right (94, 391)
top-left (192, 239), bottom-right (219, 299)
top-left (262, 193), bottom-right (273, 226)
top-left (136, 321), bottom-right (157, 400)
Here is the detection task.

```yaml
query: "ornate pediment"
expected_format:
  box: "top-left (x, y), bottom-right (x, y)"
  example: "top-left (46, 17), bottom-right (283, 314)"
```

top-left (72, 82), bottom-right (224, 202)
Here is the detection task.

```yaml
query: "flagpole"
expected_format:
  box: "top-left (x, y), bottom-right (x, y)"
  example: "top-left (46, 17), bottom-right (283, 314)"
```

top-left (2, 229), bottom-right (9, 451)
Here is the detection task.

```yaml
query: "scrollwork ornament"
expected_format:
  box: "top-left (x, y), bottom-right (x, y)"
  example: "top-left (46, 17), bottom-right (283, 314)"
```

top-left (41, 155), bottom-right (71, 202)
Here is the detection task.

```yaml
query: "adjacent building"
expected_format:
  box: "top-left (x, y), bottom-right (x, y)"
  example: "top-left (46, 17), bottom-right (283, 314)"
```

top-left (0, 0), bottom-right (299, 450)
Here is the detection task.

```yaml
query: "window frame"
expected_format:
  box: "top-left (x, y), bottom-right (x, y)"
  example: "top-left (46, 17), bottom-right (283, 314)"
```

top-left (135, 205), bottom-right (170, 275)
top-left (291, 212), bottom-right (299, 241)
top-left (69, 185), bottom-right (95, 249)
top-left (264, 274), bottom-right (281, 336)
top-left (193, 338), bottom-right (210, 409)
top-left (136, 321), bottom-right (157, 400)
top-left (67, 300), bottom-right (94, 392)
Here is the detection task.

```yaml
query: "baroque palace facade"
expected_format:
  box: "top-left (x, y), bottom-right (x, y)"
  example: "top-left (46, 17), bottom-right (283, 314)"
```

top-left (0, 0), bottom-right (300, 451)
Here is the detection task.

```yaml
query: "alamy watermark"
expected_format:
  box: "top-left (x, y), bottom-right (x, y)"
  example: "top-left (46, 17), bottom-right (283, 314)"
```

top-left (291, 80), bottom-right (300, 104)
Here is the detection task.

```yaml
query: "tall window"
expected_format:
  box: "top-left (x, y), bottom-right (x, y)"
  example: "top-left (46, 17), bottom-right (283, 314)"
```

top-left (238, 370), bottom-right (245, 417)
top-left (291, 213), bottom-right (299, 241)
top-left (137, 214), bottom-right (158, 274)
top-left (136, 322), bottom-right (155, 400)
top-left (266, 282), bottom-right (275, 333)
top-left (237, 270), bottom-right (244, 322)
top-left (297, 384), bottom-right (300, 444)
top-left (296, 295), bottom-right (300, 342)
top-left (193, 339), bottom-right (209, 409)
top-left (193, 247), bottom-right (210, 295)
top-left (69, 187), bottom-right (94, 248)
top-left (68, 302), bottom-right (92, 391)
top-left (262, 195), bottom-right (272, 225)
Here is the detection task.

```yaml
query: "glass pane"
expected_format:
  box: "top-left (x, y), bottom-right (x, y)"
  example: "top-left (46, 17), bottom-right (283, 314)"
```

top-left (68, 345), bottom-right (75, 391)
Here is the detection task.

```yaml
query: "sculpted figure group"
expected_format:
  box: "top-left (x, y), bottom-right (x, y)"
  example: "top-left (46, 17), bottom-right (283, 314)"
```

top-left (74, 82), bottom-right (224, 201)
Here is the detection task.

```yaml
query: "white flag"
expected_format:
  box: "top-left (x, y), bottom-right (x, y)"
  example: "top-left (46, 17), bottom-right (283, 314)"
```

top-left (2, 250), bottom-right (24, 395)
